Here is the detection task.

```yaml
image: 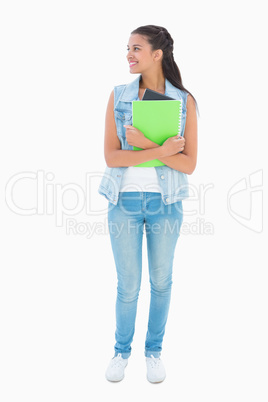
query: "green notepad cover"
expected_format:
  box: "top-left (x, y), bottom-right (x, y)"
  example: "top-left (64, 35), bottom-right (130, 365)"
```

top-left (132, 100), bottom-right (182, 167)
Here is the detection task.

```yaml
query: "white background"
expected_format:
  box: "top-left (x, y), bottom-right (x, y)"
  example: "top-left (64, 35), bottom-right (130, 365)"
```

top-left (1, 0), bottom-right (267, 401)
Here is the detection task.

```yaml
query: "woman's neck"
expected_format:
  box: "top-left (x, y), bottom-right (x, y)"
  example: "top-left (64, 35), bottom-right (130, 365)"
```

top-left (139, 72), bottom-right (166, 93)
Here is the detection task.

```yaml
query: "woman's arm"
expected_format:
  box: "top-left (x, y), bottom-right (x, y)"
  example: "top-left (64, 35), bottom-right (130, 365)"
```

top-left (104, 90), bottom-right (182, 167)
top-left (142, 95), bottom-right (198, 174)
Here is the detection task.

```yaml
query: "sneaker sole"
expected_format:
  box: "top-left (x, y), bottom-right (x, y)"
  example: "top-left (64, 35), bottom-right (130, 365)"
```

top-left (106, 375), bottom-right (125, 382)
top-left (147, 375), bottom-right (166, 384)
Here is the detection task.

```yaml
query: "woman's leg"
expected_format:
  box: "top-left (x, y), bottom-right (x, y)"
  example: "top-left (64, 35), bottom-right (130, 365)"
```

top-left (108, 192), bottom-right (144, 359)
top-left (143, 193), bottom-right (183, 357)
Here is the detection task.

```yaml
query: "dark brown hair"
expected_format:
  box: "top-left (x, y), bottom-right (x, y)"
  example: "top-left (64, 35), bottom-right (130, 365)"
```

top-left (131, 25), bottom-right (199, 114)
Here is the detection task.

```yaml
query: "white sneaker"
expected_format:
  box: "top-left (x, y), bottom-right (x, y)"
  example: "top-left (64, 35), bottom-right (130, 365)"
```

top-left (146, 355), bottom-right (166, 383)
top-left (105, 353), bottom-right (128, 382)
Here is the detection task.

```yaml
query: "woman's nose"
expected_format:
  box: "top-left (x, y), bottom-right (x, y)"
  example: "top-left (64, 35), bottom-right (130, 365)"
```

top-left (127, 50), bottom-right (133, 60)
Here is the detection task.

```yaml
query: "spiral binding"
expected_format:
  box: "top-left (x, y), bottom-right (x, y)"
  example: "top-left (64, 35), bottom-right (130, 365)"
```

top-left (177, 100), bottom-right (182, 136)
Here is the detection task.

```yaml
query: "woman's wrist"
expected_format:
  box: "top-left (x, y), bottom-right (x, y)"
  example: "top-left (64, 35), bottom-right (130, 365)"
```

top-left (139, 137), bottom-right (174, 158)
top-left (143, 138), bottom-right (169, 158)
top-left (143, 137), bottom-right (159, 150)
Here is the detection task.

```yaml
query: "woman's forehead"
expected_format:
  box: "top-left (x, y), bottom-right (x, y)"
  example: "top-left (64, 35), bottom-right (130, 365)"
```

top-left (128, 34), bottom-right (149, 46)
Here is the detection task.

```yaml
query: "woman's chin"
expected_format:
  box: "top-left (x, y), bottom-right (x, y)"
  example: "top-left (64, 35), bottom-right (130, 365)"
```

top-left (129, 69), bottom-right (141, 75)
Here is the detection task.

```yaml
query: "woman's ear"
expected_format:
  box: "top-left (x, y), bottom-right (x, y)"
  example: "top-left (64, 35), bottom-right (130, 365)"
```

top-left (153, 49), bottom-right (163, 62)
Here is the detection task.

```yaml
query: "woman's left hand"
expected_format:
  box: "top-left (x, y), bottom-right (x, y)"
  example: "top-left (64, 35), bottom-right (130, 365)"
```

top-left (124, 125), bottom-right (149, 149)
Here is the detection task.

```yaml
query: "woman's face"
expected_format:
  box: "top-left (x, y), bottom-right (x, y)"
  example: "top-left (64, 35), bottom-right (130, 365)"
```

top-left (126, 34), bottom-right (156, 74)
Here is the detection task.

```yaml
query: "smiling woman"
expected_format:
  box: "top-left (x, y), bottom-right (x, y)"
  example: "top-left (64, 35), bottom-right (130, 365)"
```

top-left (98, 24), bottom-right (198, 384)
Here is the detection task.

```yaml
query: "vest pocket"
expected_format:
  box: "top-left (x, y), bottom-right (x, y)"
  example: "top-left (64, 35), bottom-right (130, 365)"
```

top-left (114, 110), bottom-right (132, 122)
top-left (114, 110), bottom-right (132, 138)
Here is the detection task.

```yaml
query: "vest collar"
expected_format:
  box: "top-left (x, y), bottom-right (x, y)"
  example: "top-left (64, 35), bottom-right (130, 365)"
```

top-left (120, 74), bottom-right (180, 102)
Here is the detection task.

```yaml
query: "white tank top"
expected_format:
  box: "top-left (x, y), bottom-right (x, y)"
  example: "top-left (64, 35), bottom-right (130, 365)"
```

top-left (119, 95), bottom-right (161, 193)
top-left (119, 166), bottom-right (161, 192)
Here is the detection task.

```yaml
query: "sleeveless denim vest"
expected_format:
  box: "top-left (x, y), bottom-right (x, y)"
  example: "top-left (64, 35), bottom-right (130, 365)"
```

top-left (98, 75), bottom-right (189, 205)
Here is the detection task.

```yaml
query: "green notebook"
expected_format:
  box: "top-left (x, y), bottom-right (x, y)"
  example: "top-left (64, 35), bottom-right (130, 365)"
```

top-left (132, 100), bottom-right (182, 167)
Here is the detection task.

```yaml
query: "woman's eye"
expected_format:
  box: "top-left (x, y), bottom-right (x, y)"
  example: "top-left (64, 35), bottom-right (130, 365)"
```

top-left (126, 47), bottom-right (140, 51)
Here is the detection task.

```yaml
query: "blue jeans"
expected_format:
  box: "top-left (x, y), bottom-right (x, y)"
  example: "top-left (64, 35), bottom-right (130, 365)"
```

top-left (108, 192), bottom-right (183, 359)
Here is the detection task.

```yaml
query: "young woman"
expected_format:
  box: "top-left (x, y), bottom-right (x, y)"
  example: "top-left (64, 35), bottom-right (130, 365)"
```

top-left (98, 25), bottom-right (198, 383)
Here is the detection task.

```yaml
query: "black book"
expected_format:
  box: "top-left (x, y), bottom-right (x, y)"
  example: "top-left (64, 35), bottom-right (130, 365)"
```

top-left (142, 88), bottom-right (175, 101)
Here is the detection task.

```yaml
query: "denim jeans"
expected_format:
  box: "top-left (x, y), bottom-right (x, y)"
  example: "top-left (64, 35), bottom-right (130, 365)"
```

top-left (108, 192), bottom-right (183, 359)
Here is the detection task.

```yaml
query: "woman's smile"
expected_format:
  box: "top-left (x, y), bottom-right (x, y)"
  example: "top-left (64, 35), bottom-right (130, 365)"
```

top-left (129, 61), bottom-right (138, 68)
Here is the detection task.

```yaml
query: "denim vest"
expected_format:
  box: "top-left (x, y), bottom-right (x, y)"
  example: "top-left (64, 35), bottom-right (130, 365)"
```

top-left (98, 75), bottom-right (189, 205)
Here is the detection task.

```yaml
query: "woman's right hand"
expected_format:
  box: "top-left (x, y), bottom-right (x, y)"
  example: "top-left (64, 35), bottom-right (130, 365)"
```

top-left (161, 135), bottom-right (185, 157)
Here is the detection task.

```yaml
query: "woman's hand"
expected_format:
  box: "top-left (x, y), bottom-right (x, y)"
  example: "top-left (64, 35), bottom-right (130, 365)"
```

top-left (124, 124), bottom-right (185, 157)
top-left (161, 135), bottom-right (185, 157)
top-left (124, 125), bottom-right (150, 149)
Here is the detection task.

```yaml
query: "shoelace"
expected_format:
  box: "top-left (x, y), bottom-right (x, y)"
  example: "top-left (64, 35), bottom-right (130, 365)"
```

top-left (147, 355), bottom-right (161, 369)
top-left (111, 353), bottom-right (126, 369)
